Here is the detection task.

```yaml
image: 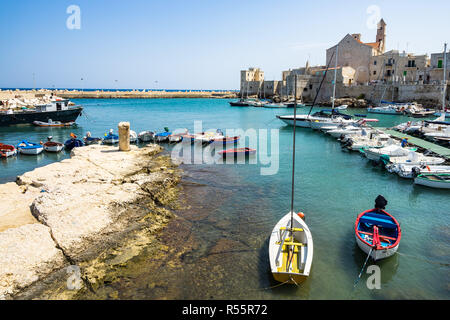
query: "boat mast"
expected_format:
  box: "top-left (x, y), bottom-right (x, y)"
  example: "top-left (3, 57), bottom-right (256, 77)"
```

top-left (290, 76), bottom-right (298, 236)
top-left (443, 43), bottom-right (448, 112)
top-left (332, 45), bottom-right (339, 111)
top-left (307, 50), bottom-right (335, 116)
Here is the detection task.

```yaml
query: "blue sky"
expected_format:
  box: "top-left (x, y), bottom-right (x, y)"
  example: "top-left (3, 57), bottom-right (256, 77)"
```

top-left (1, 0), bottom-right (449, 89)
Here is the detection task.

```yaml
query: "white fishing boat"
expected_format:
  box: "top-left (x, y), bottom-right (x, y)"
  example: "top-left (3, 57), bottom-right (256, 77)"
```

top-left (424, 126), bottom-right (450, 139)
top-left (16, 140), bottom-right (43, 155)
top-left (364, 144), bottom-right (414, 161)
top-left (367, 105), bottom-right (401, 115)
top-left (343, 133), bottom-right (393, 151)
top-left (414, 173), bottom-right (450, 189)
top-left (0, 143), bottom-right (17, 158)
top-left (169, 129), bottom-right (189, 143)
top-left (43, 137), bottom-right (64, 153)
top-left (269, 211), bottom-right (313, 284)
top-left (129, 130), bottom-right (138, 143)
top-left (336, 104), bottom-right (348, 110)
top-left (138, 131), bottom-right (155, 142)
top-left (383, 151), bottom-right (445, 166)
top-left (386, 163), bottom-right (450, 179)
top-left (194, 130), bottom-right (224, 143)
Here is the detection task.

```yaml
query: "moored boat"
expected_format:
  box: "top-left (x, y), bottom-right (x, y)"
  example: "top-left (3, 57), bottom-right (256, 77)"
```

top-left (83, 132), bottom-right (102, 145)
top-left (355, 199), bottom-right (401, 261)
top-left (269, 211), bottom-right (313, 284)
top-left (218, 147), bottom-right (256, 157)
top-left (16, 140), bottom-right (44, 155)
top-left (138, 131), bottom-right (155, 142)
top-left (414, 173), bottom-right (450, 189)
top-left (103, 129), bottom-right (119, 144)
top-left (64, 133), bottom-right (84, 151)
top-left (129, 130), bottom-right (138, 143)
top-left (33, 119), bottom-right (75, 127)
top-left (43, 137), bottom-right (64, 153)
top-left (209, 135), bottom-right (240, 145)
top-left (0, 143), bottom-right (17, 158)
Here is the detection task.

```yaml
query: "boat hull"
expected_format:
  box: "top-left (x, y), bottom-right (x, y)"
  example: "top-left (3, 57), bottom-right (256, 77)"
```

top-left (414, 175), bottom-right (450, 189)
top-left (43, 143), bottom-right (64, 152)
top-left (0, 107), bottom-right (83, 126)
top-left (269, 212), bottom-right (313, 284)
top-left (355, 235), bottom-right (399, 260)
top-left (18, 147), bottom-right (43, 155)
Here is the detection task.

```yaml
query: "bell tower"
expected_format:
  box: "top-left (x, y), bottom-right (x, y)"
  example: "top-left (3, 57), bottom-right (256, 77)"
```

top-left (376, 19), bottom-right (386, 53)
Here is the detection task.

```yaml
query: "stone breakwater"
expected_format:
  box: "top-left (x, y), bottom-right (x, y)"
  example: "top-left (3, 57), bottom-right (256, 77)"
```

top-left (0, 89), bottom-right (238, 101)
top-left (0, 144), bottom-right (181, 299)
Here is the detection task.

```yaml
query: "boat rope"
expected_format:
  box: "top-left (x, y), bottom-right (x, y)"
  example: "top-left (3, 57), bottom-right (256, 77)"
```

top-left (354, 247), bottom-right (373, 288)
top-left (307, 50), bottom-right (335, 117)
top-left (395, 251), bottom-right (450, 267)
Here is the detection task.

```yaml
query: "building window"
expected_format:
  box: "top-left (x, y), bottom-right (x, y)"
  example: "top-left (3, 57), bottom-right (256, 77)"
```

top-left (374, 61), bottom-right (377, 65)
top-left (309, 84), bottom-right (313, 90)
top-left (373, 71), bottom-right (377, 75)
top-left (438, 60), bottom-right (443, 68)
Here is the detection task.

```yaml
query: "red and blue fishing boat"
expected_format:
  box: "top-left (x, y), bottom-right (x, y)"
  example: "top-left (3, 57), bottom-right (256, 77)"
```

top-left (218, 147), bottom-right (256, 157)
top-left (355, 208), bottom-right (401, 261)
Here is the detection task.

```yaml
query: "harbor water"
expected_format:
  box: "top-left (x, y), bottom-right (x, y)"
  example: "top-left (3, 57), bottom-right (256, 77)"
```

top-left (0, 98), bottom-right (449, 299)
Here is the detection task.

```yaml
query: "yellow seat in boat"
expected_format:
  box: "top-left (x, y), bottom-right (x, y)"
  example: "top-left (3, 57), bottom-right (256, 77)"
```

top-left (280, 227), bottom-right (304, 232)
top-left (278, 238), bottom-right (302, 273)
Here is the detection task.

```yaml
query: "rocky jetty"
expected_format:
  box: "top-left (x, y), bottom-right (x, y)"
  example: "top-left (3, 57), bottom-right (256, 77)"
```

top-left (0, 144), bottom-right (180, 299)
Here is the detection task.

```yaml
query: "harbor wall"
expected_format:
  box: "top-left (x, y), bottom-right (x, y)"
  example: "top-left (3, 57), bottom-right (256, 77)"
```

top-left (0, 89), bottom-right (238, 101)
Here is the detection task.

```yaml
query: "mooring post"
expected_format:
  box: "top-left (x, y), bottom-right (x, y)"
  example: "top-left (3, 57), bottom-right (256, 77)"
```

top-left (118, 122), bottom-right (130, 151)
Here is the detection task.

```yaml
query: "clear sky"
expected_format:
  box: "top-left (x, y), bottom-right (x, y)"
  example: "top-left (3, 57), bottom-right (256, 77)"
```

top-left (1, 0), bottom-right (449, 90)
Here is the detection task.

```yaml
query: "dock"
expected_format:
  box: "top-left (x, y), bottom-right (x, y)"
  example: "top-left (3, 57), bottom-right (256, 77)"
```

top-left (379, 128), bottom-right (450, 159)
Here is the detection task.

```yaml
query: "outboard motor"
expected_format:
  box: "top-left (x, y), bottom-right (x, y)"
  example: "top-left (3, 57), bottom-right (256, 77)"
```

top-left (411, 166), bottom-right (421, 178)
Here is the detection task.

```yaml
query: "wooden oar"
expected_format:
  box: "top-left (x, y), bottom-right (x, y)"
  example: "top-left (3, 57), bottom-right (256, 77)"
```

top-left (354, 247), bottom-right (373, 288)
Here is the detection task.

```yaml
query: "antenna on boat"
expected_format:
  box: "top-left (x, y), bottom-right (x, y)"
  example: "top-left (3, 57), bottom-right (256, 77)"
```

top-left (307, 50), bottom-right (336, 117)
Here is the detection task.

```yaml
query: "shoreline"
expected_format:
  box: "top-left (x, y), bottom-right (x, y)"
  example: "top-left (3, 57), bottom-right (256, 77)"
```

top-left (0, 144), bottom-right (182, 299)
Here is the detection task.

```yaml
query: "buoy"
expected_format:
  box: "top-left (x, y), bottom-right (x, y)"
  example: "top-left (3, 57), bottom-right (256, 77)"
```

top-left (297, 212), bottom-right (305, 220)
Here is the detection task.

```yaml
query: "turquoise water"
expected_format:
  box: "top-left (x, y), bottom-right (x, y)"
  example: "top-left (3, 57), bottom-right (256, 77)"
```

top-left (1, 99), bottom-right (449, 299)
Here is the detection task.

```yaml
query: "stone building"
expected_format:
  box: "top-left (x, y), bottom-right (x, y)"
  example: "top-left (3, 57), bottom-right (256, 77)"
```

top-left (370, 50), bottom-right (430, 83)
top-left (326, 19), bottom-right (386, 84)
top-left (428, 48), bottom-right (450, 84)
top-left (240, 68), bottom-right (265, 96)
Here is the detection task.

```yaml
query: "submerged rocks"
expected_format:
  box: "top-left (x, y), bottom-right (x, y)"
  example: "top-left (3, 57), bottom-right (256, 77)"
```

top-left (0, 144), bottom-right (180, 298)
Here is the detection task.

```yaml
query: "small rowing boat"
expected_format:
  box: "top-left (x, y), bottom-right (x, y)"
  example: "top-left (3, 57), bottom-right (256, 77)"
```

top-left (83, 132), bottom-right (102, 145)
top-left (103, 129), bottom-right (119, 144)
top-left (155, 127), bottom-right (171, 142)
top-left (130, 130), bottom-right (138, 143)
top-left (0, 143), bottom-right (17, 158)
top-left (355, 205), bottom-right (401, 261)
top-left (43, 137), bottom-right (63, 152)
top-left (210, 135), bottom-right (240, 145)
top-left (64, 133), bottom-right (84, 151)
top-left (16, 140), bottom-right (43, 155)
top-left (169, 129), bottom-right (189, 143)
top-left (269, 212), bottom-right (313, 284)
top-left (138, 131), bottom-right (155, 142)
top-left (33, 119), bottom-right (75, 127)
top-left (218, 147), bottom-right (256, 157)
top-left (414, 173), bottom-right (450, 189)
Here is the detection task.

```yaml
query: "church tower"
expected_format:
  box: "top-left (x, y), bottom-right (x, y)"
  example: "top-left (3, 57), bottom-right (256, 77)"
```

top-left (376, 19), bottom-right (386, 53)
